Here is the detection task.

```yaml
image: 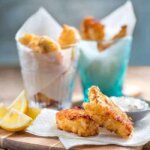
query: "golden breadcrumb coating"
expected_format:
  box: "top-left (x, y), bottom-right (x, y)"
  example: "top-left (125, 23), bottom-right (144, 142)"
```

top-left (38, 36), bottom-right (60, 53)
top-left (80, 16), bottom-right (105, 41)
top-left (19, 34), bottom-right (36, 45)
top-left (19, 34), bottom-right (60, 53)
top-left (58, 25), bottom-right (80, 49)
top-left (97, 25), bottom-right (127, 51)
top-left (80, 17), bottom-right (127, 51)
top-left (112, 25), bottom-right (127, 40)
top-left (56, 108), bottom-right (99, 137)
top-left (19, 34), bottom-right (40, 49)
top-left (83, 86), bottom-right (133, 138)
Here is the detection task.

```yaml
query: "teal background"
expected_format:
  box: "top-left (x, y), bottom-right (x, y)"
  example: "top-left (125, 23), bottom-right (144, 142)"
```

top-left (0, 0), bottom-right (149, 66)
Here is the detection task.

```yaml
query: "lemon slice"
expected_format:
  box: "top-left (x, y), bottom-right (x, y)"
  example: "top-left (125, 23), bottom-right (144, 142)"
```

top-left (0, 109), bottom-right (32, 132)
top-left (8, 90), bottom-right (28, 113)
top-left (0, 103), bottom-right (8, 119)
top-left (26, 107), bottom-right (41, 120)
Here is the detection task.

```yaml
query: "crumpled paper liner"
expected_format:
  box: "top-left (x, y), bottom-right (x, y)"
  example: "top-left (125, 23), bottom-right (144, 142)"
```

top-left (78, 1), bottom-right (136, 98)
top-left (26, 109), bottom-right (150, 149)
top-left (101, 1), bottom-right (136, 40)
top-left (16, 8), bottom-right (79, 108)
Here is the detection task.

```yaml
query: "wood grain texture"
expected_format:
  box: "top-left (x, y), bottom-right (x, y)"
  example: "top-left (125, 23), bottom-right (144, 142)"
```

top-left (3, 132), bottom-right (60, 150)
top-left (0, 67), bottom-right (149, 150)
top-left (142, 142), bottom-right (150, 150)
top-left (1, 133), bottom-right (143, 150)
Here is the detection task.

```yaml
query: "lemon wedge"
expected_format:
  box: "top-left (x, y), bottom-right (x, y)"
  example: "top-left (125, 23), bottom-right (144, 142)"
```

top-left (8, 90), bottom-right (28, 113)
top-left (0, 103), bottom-right (8, 119)
top-left (0, 109), bottom-right (32, 132)
top-left (26, 107), bottom-right (41, 120)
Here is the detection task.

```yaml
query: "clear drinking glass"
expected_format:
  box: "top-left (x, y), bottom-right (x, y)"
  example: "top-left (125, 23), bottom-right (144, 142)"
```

top-left (78, 37), bottom-right (132, 101)
top-left (18, 44), bottom-right (79, 109)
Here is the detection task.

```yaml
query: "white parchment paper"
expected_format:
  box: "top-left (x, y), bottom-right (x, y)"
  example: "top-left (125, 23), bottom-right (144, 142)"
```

top-left (101, 1), bottom-right (136, 40)
top-left (78, 1), bottom-right (136, 97)
top-left (16, 8), bottom-right (78, 107)
top-left (26, 109), bottom-right (150, 149)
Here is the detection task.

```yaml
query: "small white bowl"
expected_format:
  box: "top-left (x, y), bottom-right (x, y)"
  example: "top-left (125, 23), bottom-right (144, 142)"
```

top-left (126, 99), bottom-right (150, 122)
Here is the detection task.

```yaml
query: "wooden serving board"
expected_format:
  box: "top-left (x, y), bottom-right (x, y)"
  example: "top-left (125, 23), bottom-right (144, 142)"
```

top-left (0, 67), bottom-right (150, 150)
top-left (0, 130), bottom-right (144, 150)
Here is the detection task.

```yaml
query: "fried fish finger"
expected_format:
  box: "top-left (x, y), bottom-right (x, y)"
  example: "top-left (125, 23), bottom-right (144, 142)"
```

top-left (80, 16), bottom-right (105, 41)
top-left (19, 34), bottom-right (60, 53)
top-left (58, 25), bottom-right (80, 49)
top-left (112, 25), bottom-right (127, 40)
top-left (83, 86), bottom-right (133, 138)
top-left (56, 108), bottom-right (99, 137)
top-left (38, 36), bottom-right (60, 53)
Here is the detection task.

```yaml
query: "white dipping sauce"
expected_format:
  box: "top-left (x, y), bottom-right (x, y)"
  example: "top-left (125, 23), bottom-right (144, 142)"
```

top-left (110, 97), bottom-right (149, 112)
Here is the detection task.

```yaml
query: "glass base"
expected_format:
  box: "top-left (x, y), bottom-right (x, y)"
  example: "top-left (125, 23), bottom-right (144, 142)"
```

top-left (29, 99), bottom-right (72, 110)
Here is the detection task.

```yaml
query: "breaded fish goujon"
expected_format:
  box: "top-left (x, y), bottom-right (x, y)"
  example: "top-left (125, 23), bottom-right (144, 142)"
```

top-left (58, 25), bottom-right (80, 49)
top-left (83, 86), bottom-right (133, 138)
top-left (56, 108), bottom-right (99, 137)
top-left (19, 34), bottom-right (60, 53)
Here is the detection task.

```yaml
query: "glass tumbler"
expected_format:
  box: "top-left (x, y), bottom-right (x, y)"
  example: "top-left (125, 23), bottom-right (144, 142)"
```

top-left (78, 37), bottom-right (132, 101)
top-left (18, 44), bottom-right (79, 109)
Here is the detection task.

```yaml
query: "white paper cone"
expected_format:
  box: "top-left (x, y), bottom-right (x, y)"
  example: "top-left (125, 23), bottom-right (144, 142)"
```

top-left (16, 8), bottom-right (79, 108)
top-left (16, 8), bottom-right (62, 41)
top-left (101, 1), bottom-right (136, 40)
